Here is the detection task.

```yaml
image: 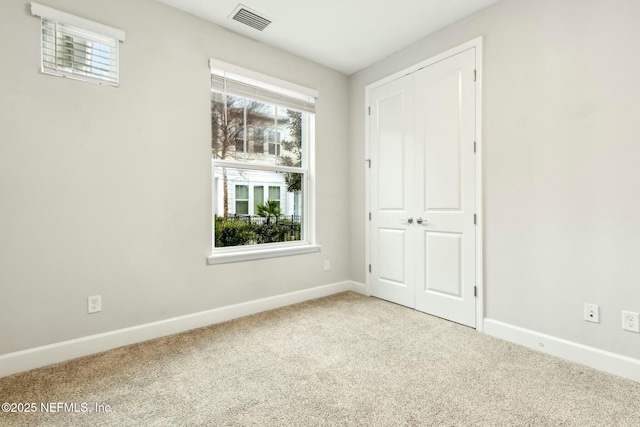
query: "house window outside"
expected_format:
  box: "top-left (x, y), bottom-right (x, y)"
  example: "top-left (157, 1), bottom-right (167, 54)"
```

top-left (234, 127), bottom-right (245, 153)
top-left (254, 186), bottom-right (264, 213)
top-left (268, 186), bottom-right (281, 209)
top-left (268, 131), bottom-right (281, 155)
top-left (235, 185), bottom-right (249, 215)
top-left (210, 61), bottom-right (316, 255)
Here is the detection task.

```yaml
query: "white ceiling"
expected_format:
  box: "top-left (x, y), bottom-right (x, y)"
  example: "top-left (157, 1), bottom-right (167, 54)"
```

top-left (155, 0), bottom-right (500, 75)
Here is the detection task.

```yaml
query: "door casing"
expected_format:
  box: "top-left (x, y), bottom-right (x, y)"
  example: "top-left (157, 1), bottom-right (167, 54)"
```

top-left (364, 37), bottom-right (484, 331)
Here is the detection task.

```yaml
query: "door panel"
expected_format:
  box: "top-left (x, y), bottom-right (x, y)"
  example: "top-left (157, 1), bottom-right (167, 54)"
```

top-left (424, 232), bottom-right (462, 297)
top-left (378, 229), bottom-right (406, 284)
top-left (377, 94), bottom-right (405, 210)
top-left (423, 70), bottom-right (463, 211)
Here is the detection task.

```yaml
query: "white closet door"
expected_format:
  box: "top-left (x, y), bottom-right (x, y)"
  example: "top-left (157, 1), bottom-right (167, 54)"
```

top-left (369, 74), bottom-right (416, 307)
top-left (369, 47), bottom-right (477, 328)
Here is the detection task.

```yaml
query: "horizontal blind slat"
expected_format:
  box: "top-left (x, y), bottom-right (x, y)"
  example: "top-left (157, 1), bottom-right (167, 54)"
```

top-left (51, 39), bottom-right (113, 59)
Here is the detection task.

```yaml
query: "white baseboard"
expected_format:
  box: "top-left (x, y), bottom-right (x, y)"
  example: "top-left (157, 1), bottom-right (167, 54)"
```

top-left (348, 280), bottom-right (367, 295)
top-left (0, 281), bottom-right (353, 379)
top-left (484, 319), bottom-right (640, 383)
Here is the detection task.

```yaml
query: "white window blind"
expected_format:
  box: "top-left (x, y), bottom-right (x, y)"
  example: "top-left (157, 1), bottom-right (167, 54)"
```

top-left (210, 66), bottom-right (316, 114)
top-left (31, 2), bottom-right (125, 87)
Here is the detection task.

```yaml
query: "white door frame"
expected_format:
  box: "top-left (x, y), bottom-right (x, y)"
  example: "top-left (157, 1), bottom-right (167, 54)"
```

top-left (364, 37), bottom-right (484, 331)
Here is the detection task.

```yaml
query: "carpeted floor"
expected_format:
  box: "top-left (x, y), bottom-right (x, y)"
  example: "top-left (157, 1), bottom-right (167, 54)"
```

top-left (1, 292), bottom-right (639, 426)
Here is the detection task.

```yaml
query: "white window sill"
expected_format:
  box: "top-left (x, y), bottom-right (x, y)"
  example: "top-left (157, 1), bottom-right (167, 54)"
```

top-left (207, 244), bottom-right (321, 265)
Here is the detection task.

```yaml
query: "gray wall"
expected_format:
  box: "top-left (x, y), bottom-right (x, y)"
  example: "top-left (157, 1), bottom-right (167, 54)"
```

top-left (350, 0), bottom-right (640, 359)
top-left (0, 0), bottom-right (350, 354)
top-left (3, 0), bottom-right (640, 364)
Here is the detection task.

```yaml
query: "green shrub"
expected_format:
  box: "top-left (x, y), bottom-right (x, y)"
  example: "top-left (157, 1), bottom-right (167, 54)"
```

top-left (214, 216), bottom-right (301, 246)
top-left (214, 217), bottom-right (255, 247)
top-left (276, 219), bottom-right (301, 241)
top-left (254, 221), bottom-right (301, 244)
top-left (254, 223), bottom-right (286, 244)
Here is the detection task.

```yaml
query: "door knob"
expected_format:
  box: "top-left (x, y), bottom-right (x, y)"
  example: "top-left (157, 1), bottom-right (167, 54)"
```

top-left (400, 217), bottom-right (414, 224)
top-left (416, 217), bottom-right (427, 225)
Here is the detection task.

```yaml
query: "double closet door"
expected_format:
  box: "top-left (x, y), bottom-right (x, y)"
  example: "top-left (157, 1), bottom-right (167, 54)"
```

top-left (369, 48), bottom-right (477, 327)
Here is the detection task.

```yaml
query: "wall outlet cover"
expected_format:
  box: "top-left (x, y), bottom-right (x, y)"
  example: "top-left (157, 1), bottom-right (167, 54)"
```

top-left (622, 311), bottom-right (640, 333)
top-left (584, 303), bottom-right (599, 323)
top-left (88, 295), bottom-right (102, 314)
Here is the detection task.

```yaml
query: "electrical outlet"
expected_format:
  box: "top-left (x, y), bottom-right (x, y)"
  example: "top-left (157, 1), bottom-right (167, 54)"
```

top-left (622, 311), bottom-right (639, 333)
top-left (584, 303), bottom-right (599, 323)
top-left (324, 260), bottom-right (330, 271)
top-left (88, 295), bottom-right (102, 314)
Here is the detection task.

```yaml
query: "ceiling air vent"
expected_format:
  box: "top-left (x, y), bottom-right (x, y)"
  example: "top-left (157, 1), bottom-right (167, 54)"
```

top-left (230, 5), bottom-right (271, 31)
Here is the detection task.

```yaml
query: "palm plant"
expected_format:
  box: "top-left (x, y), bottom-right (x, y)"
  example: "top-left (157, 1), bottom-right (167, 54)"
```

top-left (256, 200), bottom-right (281, 224)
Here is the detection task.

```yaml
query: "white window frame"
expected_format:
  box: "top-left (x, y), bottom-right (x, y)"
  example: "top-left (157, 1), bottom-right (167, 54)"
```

top-left (31, 2), bottom-right (125, 87)
top-left (208, 60), bottom-right (320, 264)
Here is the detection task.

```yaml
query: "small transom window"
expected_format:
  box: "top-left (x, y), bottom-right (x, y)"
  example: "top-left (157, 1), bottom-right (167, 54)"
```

top-left (31, 2), bottom-right (125, 87)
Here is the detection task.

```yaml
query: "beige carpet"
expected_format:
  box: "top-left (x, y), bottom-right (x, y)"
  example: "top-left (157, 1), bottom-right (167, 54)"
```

top-left (1, 292), bottom-right (639, 426)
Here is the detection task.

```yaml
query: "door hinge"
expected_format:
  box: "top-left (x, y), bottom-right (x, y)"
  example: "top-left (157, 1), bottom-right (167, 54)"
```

top-left (368, 106), bottom-right (371, 116)
top-left (474, 214), bottom-right (477, 225)
top-left (366, 159), bottom-right (371, 168)
top-left (474, 69), bottom-right (477, 82)
top-left (369, 264), bottom-right (372, 273)
top-left (474, 141), bottom-right (476, 153)
top-left (369, 212), bottom-right (372, 221)
top-left (474, 286), bottom-right (478, 297)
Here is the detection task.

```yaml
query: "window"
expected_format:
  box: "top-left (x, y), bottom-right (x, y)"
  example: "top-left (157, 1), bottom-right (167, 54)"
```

top-left (253, 186), bottom-right (264, 213)
top-left (253, 129), bottom-right (265, 154)
top-left (268, 186), bottom-right (281, 209)
top-left (268, 131), bottom-right (281, 156)
top-left (31, 2), bottom-right (125, 87)
top-left (235, 185), bottom-right (249, 215)
top-left (232, 126), bottom-right (247, 156)
top-left (209, 60), bottom-right (319, 263)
